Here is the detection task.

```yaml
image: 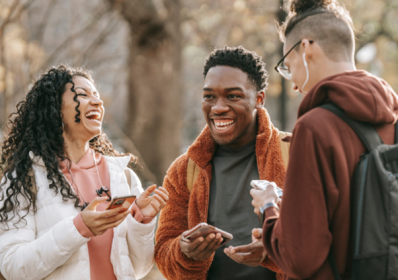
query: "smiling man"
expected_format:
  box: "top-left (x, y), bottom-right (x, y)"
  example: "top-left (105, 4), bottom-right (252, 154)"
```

top-left (155, 46), bottom-right (290, 280)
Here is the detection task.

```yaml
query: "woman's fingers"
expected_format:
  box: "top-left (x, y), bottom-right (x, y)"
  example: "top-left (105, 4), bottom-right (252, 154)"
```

top-left (160, 186), bottom-right (169, 196)
top-left (85, 197), bottom-right (108, 211)
top-left (153, 194), bottom-right (167, 208)
top-left (99, 206), bottom-right (124, 218)
top-left (104, 209), bottom-right (130, 224)
top-left (150, 201), bottom-right (161, 213)
top-left (154, 188), bottom-right (169, 202)
top-left (100, 214), bottom-right (129, 233)
top-left (144, 184), bottom-right (157, 196)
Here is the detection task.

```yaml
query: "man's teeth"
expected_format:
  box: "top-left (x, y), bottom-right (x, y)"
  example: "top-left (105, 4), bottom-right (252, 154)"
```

top-left (85, 111), bottom-right (100, 119)
top-left (213, 120), bottom-right (235, 131)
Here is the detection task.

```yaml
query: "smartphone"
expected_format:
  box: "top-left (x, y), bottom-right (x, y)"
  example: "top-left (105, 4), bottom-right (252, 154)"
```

top-left (106, 195), bottom-right (136, 213)
top-left (250, 180), bottom-right (283, 197)
top-left (182, 223), bottom-right (233, 245)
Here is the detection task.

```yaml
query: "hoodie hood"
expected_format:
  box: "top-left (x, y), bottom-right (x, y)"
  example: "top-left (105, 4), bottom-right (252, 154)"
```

top-left (298, 70), bottom-right (398, 124)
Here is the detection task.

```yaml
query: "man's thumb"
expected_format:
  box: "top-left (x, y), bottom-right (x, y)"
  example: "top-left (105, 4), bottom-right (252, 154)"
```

top-left (252, 228), bottom-right (263, 239)
top-left (85, 197), bottom-right (107, 211)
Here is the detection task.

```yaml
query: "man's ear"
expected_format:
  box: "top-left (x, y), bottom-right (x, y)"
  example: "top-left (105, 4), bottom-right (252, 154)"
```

top-left (255, 91), bottom-right (265, 109)
top-left (301, 39), bottom-right (313, 59)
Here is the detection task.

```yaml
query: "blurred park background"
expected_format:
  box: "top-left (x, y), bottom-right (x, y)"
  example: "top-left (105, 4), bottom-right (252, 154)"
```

top-left (0, 0), bottom-right (397, 278)
top-left (1, 0), bottom-right (398, 187)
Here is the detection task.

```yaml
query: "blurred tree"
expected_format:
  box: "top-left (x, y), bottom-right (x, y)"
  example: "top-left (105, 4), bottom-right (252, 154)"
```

top-left (107, 0), bottom-right (182, 184)
top-left (0, 0), bottom-right (35, 124)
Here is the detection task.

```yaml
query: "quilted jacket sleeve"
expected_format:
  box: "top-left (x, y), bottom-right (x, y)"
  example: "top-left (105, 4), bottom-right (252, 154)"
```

top-left (0, 179), bottom-right (89, 280)
top-left (125, 168), bottom-right (156, 279)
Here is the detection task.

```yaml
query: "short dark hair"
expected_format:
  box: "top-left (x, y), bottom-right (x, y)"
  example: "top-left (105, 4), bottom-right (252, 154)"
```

top-left (203, 46), bottom-right (268, 92)
top-left (279, 0), bottom-right (355, 62)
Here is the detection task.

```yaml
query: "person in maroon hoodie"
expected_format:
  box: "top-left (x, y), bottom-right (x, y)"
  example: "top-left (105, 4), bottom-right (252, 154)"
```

top-left (244, 0), bottom-right (398, 279)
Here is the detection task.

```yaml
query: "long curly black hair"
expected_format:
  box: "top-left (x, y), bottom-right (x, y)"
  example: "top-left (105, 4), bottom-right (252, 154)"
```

top-left (0, 65), bottom-right (134, 228)
top-left (203, 46), bottom-right (268, 92)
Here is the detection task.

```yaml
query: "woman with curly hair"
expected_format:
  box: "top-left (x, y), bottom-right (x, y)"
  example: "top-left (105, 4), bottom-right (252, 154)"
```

top-left (0, 65), bottom-right (169, 280)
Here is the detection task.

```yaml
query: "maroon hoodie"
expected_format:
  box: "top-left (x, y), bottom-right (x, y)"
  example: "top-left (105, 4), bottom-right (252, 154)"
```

top-left (262, 70), bottom-right (398, 279)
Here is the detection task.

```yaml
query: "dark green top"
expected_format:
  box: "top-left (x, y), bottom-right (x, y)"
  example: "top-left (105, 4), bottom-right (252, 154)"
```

top-left (207, 141), bottom-right (276, 280)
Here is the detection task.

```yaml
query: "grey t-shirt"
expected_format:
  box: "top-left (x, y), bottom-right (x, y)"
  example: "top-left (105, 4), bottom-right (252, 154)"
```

top-left (207, 141), bottom-right (276, 280)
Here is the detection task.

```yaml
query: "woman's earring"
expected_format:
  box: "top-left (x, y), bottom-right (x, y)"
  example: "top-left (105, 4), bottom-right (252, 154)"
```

top-left (62, 122), bottom-right (65, 130)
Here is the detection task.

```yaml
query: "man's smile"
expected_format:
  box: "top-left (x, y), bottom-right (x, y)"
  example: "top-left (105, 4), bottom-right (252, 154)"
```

top-left (211, 119), bottom-right (236, 132)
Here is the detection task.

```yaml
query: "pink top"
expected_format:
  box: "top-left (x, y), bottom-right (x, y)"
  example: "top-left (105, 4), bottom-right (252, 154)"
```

top-left (59, 149), bottom-right (153, 280)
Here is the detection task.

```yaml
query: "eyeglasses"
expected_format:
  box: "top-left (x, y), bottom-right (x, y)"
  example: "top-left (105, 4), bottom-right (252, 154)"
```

top-left (274, 40), bottom-right (314, 80)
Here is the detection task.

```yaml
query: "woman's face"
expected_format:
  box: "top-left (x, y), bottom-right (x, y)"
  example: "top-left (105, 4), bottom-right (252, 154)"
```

top-left (61, 76), bottom-right (104, 144)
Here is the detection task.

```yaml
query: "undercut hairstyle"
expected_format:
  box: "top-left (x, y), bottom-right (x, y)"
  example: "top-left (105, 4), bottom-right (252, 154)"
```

top-left (279, 0), bottom-right (355, 62)
top-left (203, 46), bottom-right (268, 92)
top-left (0, 65), bottom-right (136, 229)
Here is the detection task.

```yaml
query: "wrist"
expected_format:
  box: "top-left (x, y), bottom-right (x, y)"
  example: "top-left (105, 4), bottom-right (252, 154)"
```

top-left (260, 202), bottom-right (279, 213)
top-left (260, 202), bottom-right (279, 224)
top-left (135, 197), bottom-right (144, 209)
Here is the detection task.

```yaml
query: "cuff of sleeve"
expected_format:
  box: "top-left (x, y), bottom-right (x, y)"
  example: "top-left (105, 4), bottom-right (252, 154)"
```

top-left (260, 255), bottom-right (283, 273)
top-left (73, 213), bottom-right (95, 238)
top-left (131, 201), bottom-right (155, 224)
top-left (265, 206), bottom-right (280, 220)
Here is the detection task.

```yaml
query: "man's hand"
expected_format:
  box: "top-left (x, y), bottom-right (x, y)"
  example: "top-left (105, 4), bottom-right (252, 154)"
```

top-left (224, 228), bottom-right (267, 267)
top-left (136, 185), bottom-right (169, 217)
top-left (81, 197), bottom-right (130, 236)
top-left (180, 232), bottom-right (223, 261)
top-left (250, 183), bottom-right (279, 216)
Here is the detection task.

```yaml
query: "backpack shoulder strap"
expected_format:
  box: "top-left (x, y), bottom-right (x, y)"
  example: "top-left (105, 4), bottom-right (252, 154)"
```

top-left (278, 131), bottom-right (291, 170)
top-left (186, 158), bottom-right (200, 194)
top-left (124, 168), bottom-right (132, 189)
top-left (321, 103), bottom-right (383, 151)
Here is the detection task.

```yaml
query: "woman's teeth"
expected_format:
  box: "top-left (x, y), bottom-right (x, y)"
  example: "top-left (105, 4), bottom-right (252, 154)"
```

top-left (213, 120), bottom-right (235, 131)
top-left (85, 111), bottom-right (101, 120)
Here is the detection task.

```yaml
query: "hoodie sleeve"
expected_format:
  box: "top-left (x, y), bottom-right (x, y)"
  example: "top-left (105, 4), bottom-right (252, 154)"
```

top-left (155, 156), bottom-right (210, 280)
top-left (262, 122), bottom-right (334, 279)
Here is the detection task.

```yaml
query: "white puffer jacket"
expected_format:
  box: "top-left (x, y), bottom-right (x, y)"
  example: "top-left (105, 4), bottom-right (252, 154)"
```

top-left (0, 152), bottom-right (156, 280)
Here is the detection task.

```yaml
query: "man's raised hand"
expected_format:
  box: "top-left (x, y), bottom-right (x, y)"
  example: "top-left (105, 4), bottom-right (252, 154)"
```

top-left (224, 228), bottom-right (267, 267)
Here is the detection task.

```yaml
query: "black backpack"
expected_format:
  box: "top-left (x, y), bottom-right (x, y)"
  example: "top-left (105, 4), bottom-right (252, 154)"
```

top-left (321, 103), bottom-right (398, 280)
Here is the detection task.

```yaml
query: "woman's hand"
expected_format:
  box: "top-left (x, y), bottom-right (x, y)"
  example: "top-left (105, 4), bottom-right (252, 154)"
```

top-left (81, 197), bottom-right (130, 236)
top-left (136, 185), bottom-right (169, 217)
top-left (250, 183), bottom-right (279, 216)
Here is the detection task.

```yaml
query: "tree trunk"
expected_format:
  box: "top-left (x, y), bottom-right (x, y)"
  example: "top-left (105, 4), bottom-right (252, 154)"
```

top-left (108, 0), bottom-right (182, 184)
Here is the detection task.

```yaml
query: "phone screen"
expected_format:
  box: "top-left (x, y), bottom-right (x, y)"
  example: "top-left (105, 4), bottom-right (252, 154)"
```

top-left (106, 195), bottom-right (136, 213)
top-left (250, 180), bottom-right (283, 197)
top-left (183, 223), bottom-right (233, 245)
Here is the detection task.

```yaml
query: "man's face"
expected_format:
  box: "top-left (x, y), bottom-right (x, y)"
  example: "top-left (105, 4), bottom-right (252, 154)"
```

top-left (283, 39), bottom-right (316, 94)
top-left (202, 66), bottom-right (260, 149)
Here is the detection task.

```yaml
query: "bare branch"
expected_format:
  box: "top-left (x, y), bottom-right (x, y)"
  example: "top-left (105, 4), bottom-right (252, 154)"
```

top-left (76, 17), bottom-right (121, 65)
top-left (35, 0), bottom-right (57, 45)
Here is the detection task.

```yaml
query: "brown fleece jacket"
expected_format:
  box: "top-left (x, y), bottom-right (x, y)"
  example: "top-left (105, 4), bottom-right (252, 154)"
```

top-left (155, 108), bottom-right (286, 280)
top-left (263, 70), bottom-right (398, 279)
